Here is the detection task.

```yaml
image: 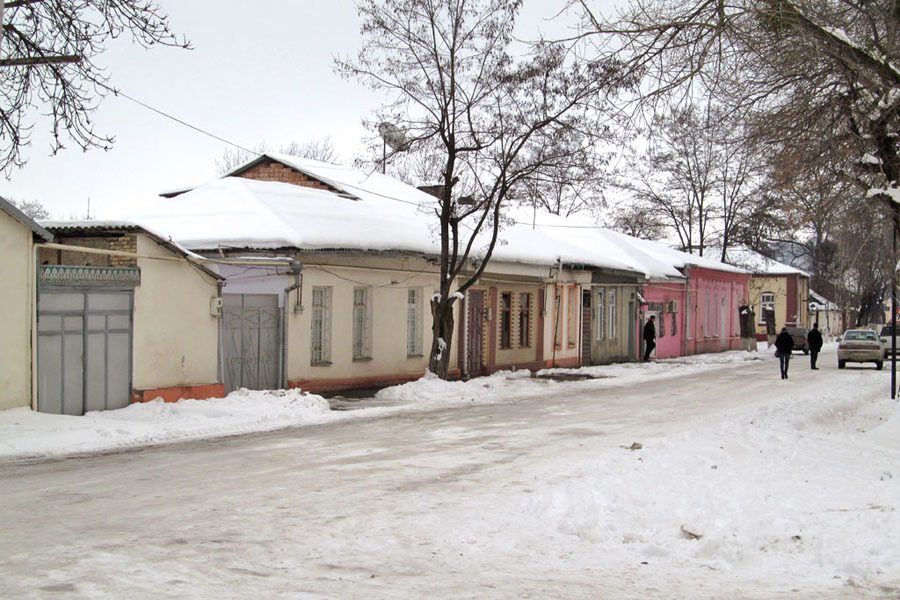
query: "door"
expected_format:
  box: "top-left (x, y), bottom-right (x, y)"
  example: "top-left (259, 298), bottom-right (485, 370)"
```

top-left (581, 290), bottom-right (592, 365)
top-left (466, 290), bottom-right (485, 377)
top-left (641, 310), bottom-right (658, 359)
top-left (222, 294), bottom-right (280, 393)
top-left (38, 290), bottom-right (133, 415)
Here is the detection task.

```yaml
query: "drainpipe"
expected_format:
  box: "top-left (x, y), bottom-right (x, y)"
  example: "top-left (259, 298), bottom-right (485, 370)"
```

top-left (281, 262), bottom-right (303, 389)
top-left (682, 266), bottom-right (691, 358)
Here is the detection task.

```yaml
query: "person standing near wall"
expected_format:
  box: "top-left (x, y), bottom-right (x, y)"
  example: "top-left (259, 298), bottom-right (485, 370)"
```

top-left (643, 314), bottom-right (656, 361)
top-left (775, 326), bottom-right (795, 379)
top-left (807, 322), bottom-right (823, 370)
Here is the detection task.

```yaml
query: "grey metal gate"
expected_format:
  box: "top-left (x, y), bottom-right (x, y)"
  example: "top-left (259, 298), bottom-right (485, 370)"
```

top-left (37, 289), bottom-right (133, 415)
top-left (222, 294), bottom-right (280, 393)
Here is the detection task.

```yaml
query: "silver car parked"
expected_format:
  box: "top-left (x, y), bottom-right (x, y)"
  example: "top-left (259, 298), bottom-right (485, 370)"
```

top-left (837, 329), bottom-right (884, 370)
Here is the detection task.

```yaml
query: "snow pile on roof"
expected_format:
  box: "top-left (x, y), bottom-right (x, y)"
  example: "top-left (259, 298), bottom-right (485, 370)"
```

top-left (722, 245), bottom-right (809, 276)
top-left (809, 289), bottom-right (840, 310)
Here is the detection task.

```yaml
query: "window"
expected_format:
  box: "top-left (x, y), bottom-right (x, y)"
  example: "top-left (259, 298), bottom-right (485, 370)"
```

top-left (671, 303), bottom-right (677, 336)
top-left (500, 293), bottom-right (512, 349)
top-left (567, 285), bottom-right (578, 347)
top-left (311, 286), bottom-right (332, 364)
top-left (608, 289), bottom-right (617, 340)
top-left (713, 294), bottom-right (719, 336)
top-left (659, 311), bottom-right (666, 337)
top-left (705, 295), bottom-right (711, 337)
top-left (407, 288), bottom-right (422, 357)
top-left (596, 288), bottom-right (605, 340)
top-left (352, 286), bottom-right (373, 360)
top-left (685, 293), bottom-right (692, 340)
top-left (518, 293), bottom-right (531, 348)
top-left (760, 292), bottom-right (775, 324)
top-left (721, 295), bottom-right (727, 339)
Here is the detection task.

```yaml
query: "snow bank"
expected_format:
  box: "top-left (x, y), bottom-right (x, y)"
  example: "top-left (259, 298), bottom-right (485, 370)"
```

top-left (0, 388), bottom-right (332, 460)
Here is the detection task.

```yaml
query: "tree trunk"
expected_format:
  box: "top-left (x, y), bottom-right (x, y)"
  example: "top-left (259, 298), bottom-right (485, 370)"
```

top-left (428, 296), bottom-right (457, 378)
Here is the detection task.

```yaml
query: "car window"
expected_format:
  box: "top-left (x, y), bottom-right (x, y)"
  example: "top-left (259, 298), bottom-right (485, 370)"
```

top-left (845, 331), bottom-right (876, 341)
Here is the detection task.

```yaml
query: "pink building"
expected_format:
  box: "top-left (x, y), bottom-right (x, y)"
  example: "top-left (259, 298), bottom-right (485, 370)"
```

top-left (640, 264), bottom-right (749, 359)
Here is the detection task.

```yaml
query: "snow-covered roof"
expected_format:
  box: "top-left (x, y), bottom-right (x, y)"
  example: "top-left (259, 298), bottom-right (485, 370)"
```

top-left (721, 246), bottom-right (809, 277)
top-left (132, 154), bottom-right (750, 280)
top-left (809, 290), bottom-right (839, 310)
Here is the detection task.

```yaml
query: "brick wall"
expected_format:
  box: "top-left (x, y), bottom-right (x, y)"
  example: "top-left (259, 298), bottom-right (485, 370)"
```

top-left (39, 233), bottom-right (138, 268)
top-left (238, 159), bottom-right (341, 193)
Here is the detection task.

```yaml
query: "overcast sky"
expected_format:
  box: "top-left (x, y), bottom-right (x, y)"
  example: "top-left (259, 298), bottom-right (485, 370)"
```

top-left (1, 1), bottom-right (618, 220)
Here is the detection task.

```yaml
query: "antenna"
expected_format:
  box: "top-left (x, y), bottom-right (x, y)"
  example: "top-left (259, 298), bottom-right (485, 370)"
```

top-left (378, 122), bottom-right (407, 174)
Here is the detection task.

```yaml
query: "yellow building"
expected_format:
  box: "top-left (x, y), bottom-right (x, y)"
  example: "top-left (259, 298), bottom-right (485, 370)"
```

top-left (723, 246), bottom-right (810, 340)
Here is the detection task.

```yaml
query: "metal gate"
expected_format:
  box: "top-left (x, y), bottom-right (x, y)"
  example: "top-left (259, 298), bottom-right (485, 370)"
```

top-left (37, 289), bottom-right (133, 415)
top-left (465, 290), bottom-right (485, 377)
top-left (222, 294), bottom-right (280, 393)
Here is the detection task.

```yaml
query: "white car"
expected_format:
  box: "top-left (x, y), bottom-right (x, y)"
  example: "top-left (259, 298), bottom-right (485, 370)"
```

top-left (837, 329), bottom-right (883, 370)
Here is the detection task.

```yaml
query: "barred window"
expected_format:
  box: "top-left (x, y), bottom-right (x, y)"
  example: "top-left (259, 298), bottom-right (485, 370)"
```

top-left (353, 286), bottom-right (373, 360)
top-left (500, 292), bottom-right (512, 349)
top-left (596, 288), bottom-right (605, 340)
top-left (407, 288), bottom-right (423, 357)
top-left (311, 286), bottom-right (332, 364)
top-left (518, 293), bottom-right (531, 348)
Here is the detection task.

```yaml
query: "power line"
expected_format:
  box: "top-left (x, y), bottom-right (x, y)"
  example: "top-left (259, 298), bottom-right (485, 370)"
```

top-left (100, 82), bottom-right (255, 155)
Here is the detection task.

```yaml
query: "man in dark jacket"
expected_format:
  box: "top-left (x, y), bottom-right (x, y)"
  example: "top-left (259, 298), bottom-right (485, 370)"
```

top-left (775, 326), bottom-right (795, 379)
top-left (807, 322), bottom-right (824, 370)
top-left (643, 314), bottom-right (656, 361)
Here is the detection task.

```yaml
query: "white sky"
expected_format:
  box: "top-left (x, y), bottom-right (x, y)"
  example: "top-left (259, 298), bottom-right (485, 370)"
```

top-left (1, 1), bottom-right (618, 220)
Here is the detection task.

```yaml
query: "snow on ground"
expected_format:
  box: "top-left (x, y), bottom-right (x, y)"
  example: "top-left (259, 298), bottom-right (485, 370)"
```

top-left (0, 349), bottom-right (764, 461)
top-left (1, 343), bottom-right (899, 597)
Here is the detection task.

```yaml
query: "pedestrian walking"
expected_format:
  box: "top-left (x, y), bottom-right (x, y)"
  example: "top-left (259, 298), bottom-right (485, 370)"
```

top-left (775, 326), bottom-right (795, 379)
top-left (643, 314), bottom-right (656, 361)
top-left (807, 322), bottom-right (824, 370)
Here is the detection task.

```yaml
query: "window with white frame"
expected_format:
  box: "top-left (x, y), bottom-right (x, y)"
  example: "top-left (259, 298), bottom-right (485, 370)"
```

top-left (311, 286), bottom-right (332, 364)
top-left (407, 288), bottom-right (423, 357)
top-left (760, 292), bottom-right (775, 324)
top-left (608, 289), bottom-right (617, 339)
top-left (596, 288), bottom-right (605, 340)
top-left (352, 286), bottom-right (373, 360)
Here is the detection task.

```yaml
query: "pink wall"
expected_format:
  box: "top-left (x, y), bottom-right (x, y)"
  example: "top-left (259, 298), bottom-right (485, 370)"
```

top-left (684, 267), bottom-right (749, 355)
top-left (640, 281), bottom-right (687, 359)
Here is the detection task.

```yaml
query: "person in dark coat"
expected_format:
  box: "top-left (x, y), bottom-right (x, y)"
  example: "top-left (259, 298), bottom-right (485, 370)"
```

top-left (807, 322), bottom-right (824, 370)
top-left (643, 314), bottom-right (656, 361)
top-left (774, 326), bottom-right (795, 379)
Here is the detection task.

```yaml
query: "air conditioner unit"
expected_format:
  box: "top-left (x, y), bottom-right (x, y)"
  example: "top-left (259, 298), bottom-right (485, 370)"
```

top-left (210, 296), bottom-right (223, 316)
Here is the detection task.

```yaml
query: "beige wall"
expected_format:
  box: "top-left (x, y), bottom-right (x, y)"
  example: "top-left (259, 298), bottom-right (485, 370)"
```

top-left (748, 274), bottom-right (809, 336)
top-left (0, 212), bottom-right (33, 411)
top-left (543, 275), bottom-right (590, 367)
top-left (286, 261), bottom-right (445, 385)
top-left (131, 235), bottom-right (220, 390)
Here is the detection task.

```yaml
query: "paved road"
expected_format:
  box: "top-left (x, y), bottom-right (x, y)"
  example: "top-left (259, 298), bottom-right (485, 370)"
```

top-left (0, 351), bottom-right (891, 599)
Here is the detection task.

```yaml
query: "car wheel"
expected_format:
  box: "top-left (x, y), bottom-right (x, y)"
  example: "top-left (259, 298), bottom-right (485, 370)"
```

top-left (877, 361), bottom-right (884, 370)
top-left (838, 360), bottom-right (846, 369)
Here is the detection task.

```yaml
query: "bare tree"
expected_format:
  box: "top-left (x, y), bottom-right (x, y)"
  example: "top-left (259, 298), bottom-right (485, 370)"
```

top-left (577, 0), bottom-right (900, 321)
top-left (338, 0), bottom-right (625, 378)
top-left (0, 1), bottom-right (189, 173)
top-left (214, 137), bottom-right (340, 174)
top-left (11, 197), bottom-right (49, 219)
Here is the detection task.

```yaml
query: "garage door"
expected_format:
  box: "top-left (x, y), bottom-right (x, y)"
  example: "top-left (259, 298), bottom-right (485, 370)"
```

top-left (37, 290), bottom-right (133, 415)
top-left (222, 294), bottom-right (280, 393)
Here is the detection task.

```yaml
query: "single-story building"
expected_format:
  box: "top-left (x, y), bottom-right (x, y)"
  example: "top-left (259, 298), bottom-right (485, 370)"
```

top-left (0, 197), bottom-right (53, 411)
top-left (36, 222), bottom-right (224, 414)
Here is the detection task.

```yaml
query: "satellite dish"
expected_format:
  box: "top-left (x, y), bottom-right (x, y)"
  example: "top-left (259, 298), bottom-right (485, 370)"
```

top-left (378, 122), bottom-right (407, 151)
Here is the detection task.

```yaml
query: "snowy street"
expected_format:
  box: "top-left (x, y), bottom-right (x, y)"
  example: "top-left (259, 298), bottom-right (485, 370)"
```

top-left (1, 345), bottom-right (898, 599)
